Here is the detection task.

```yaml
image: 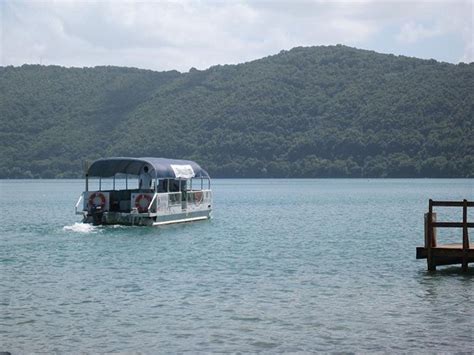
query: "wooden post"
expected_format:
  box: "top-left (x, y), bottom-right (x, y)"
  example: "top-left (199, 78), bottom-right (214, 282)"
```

top-left (462, 199), bottom-right (469, 272)
top-left (424, 212), bottom-right (437, 248)
top-left (427, 199), bottom-right (436, 271)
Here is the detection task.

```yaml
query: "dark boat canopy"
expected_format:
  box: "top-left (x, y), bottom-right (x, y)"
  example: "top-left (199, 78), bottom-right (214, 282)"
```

top-left (87, 157), bottom-right (210, 179)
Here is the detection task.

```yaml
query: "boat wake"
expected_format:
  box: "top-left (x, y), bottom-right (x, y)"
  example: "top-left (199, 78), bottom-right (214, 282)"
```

top-left (63, 222), bottom-right (98, 233)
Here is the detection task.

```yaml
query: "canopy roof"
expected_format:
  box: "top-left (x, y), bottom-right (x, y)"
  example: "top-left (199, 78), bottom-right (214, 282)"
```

top-left (87, 157), bottom-right (210, 179)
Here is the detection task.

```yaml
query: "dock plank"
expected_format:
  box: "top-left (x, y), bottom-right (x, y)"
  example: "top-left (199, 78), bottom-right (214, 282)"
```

top-left (417, 244), bottom-right (474, 258)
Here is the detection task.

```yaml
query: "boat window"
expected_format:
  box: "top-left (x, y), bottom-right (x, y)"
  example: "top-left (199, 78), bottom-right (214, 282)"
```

top-left (157, 179), bottom-right (166, 192)
top-left (114, 174), bottom-right (138, 190)
top-left (190, 177), bottom-right (205, 191)
top-left (167, 179), bottom-right (182, 192)
top-left (88, 175), bottom-right (140, 191)
top-left (89, 177), bottom-right (101, 191)
top-left (98, 177), bottom-right (114, 191)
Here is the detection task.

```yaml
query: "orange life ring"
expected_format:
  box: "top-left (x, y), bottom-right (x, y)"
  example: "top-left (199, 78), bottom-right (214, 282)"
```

top-left (88, 192), bottom-right (106, 208)
top-left (135, 194), bottom-right (152, 213)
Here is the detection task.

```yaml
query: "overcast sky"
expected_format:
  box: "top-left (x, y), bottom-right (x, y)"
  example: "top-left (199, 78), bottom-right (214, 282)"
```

top-left (1, 0), bottom-right (472, 72)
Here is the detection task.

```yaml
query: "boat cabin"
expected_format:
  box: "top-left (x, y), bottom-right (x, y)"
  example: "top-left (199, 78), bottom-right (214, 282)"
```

top-left (75, 157), bottom-right (212, 226)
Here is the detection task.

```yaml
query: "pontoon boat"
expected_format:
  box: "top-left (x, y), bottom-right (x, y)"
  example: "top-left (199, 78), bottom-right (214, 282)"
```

top-left (75, 157), bottom-right (212, 226)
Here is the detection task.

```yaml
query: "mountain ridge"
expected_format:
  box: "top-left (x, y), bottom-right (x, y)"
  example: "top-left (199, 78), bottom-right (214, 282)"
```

top-left (1, 45), bottom-right (472, 178)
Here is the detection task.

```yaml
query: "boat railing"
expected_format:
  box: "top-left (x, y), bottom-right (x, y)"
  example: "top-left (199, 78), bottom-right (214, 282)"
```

top-left (167, 192), bottom-right (182, 206)
top-left (425, 199), bottom-right (474, 249)
top-left (186, 190), bottom-right (207, 204)
top-left (75, 194), bottom-right (83, 215)
top-left (148, 193), bottom-right (158, 212)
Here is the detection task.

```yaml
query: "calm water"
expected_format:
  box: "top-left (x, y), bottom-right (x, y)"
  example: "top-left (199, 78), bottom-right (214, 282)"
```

top-left (1, 179), bottom-right (473, 352)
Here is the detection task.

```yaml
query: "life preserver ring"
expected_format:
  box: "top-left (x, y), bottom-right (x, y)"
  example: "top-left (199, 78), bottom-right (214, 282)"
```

top-left (135, 194), bottom-right (152, 213)
top-left (194, 191), bottom-right (203, 206)
top-left (88, 192), bottom-right (106, 208)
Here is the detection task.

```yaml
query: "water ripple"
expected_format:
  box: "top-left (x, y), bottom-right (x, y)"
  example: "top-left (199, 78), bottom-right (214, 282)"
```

top-left (1, 179), bottom-right (473, 352)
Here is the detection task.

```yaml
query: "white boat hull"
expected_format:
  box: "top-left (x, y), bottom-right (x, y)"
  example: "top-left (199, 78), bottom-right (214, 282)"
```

top-left (83, 209), bottom-right (211, 226)
top-left (79, 189), bottom-right (212, 227)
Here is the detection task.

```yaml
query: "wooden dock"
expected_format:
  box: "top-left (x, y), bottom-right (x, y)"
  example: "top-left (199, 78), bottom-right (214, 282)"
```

top-left (416, 199), bottom-right (474, 271)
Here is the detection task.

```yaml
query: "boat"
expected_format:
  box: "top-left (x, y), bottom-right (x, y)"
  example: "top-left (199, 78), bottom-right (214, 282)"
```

top-left (75, 157), bottom-right (212, 226)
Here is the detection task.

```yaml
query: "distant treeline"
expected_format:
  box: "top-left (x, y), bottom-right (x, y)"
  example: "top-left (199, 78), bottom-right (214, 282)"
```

top-left (0, 45), bottom-right (473, 178)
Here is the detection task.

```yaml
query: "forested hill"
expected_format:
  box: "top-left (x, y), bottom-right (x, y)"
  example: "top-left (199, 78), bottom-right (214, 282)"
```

top-left (1, 45), bottom-right (473, 178)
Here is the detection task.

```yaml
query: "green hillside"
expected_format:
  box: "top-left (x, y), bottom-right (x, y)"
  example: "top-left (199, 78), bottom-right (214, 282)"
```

top-left (1, 45), bottom-right (473, 178)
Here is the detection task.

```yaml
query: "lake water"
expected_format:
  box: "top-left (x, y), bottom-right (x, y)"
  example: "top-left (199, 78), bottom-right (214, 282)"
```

top-left (1, 179), bottom-right (473, 352)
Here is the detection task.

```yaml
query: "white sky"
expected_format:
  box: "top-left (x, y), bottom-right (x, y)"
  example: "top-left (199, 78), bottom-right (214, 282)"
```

top-left (1, 0), bottom-right (472, 71)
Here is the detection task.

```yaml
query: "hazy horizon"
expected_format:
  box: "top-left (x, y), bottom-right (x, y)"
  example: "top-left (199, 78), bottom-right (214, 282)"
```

top-left (1, 0), bottom-right (472, 72)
